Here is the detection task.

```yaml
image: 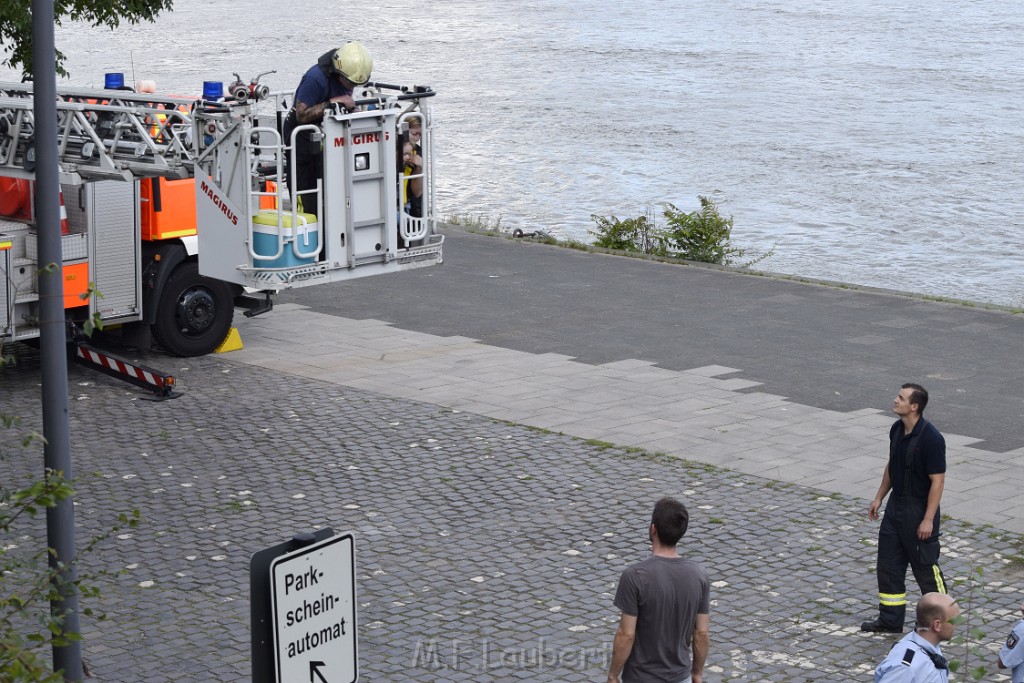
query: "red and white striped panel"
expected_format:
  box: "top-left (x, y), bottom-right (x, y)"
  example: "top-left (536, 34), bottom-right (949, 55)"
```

top-left (76, 347), bottom-right (169, 389)
top-left (59, 191), bottom-right (70, 234)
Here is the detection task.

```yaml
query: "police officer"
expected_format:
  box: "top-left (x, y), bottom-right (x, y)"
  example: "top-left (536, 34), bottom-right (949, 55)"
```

top-left (281, 41), bottom-right (373, 215)
top-left (863, 383), bottom-right (947, 632)
top-left (875, 593), bottom-right (957, 682)
top-left (996, 602), bottom-right (1024, 682)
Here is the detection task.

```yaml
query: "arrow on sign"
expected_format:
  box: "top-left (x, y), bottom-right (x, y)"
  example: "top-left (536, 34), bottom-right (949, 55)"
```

top-left (310, 660), bottom-right (327, 683)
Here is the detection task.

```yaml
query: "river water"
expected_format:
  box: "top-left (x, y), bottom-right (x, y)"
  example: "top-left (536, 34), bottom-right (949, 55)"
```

top-left (8, 0), bottom-right (1024, 305)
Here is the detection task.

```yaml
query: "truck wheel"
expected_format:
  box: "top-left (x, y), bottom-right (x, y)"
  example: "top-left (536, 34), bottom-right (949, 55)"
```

top-left (151, 261), bottom-right (234, 357)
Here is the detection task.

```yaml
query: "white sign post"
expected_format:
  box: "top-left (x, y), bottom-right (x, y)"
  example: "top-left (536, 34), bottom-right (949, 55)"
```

top-left (270, 533), bottom-right (357, 683)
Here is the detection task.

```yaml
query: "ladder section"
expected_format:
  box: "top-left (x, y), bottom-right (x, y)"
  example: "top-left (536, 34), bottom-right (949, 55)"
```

top-left (0, 82), bottom-right (196, 183)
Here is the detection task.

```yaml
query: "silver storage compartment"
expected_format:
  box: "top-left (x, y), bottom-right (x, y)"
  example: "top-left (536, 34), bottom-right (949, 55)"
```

top-left (25, 232), bottom-right (89, 261)
top-left (0, 225), bottom-right (39, 340)
top-left (65, 181), bottom-right (142, 322)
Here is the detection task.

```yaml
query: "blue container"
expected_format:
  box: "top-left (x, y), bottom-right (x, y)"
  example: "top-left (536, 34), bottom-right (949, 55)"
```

top-left (104, 72), bottom-right (125, 89)
top-left (251, 211), bottom-right (320, 267)
top-left (202, 81), bottom-right (224, 101)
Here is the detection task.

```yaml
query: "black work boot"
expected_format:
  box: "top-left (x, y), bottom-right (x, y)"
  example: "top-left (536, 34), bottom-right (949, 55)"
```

top-left (860, 619), bottom-right (902, 633)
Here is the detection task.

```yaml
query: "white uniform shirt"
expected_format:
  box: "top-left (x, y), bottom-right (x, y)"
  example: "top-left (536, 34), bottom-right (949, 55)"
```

top-left (874, 631), bottom-right (948, 683)
top-left (1000, 619), bottom-right (1024, 683)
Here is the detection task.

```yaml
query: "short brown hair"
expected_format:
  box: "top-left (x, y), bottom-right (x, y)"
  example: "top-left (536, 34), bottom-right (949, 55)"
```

top-left (902, 383), bottom-right (929, 414)
top-left (915, 595), bottom-right (952, 630)
top-left (651, 497), bottom-right (690, 546)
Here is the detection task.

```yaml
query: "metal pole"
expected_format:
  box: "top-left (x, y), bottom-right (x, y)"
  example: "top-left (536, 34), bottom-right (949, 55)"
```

top-left (32, 0), bottom-right (85, 679)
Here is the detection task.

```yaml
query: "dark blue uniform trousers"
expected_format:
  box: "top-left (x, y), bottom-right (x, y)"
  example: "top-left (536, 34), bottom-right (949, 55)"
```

top-left (876, 497), bottom-right (947, 628)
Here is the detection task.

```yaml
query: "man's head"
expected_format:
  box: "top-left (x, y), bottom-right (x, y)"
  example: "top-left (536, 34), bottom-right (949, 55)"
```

top-left (649, 497), bottom-right (689, 547)
top-left (915, 592), bottom-right (959, 644)
top-left (331, 41), bottom-right (373, 87)
top-left (894, 383), bottom-right (929, 417)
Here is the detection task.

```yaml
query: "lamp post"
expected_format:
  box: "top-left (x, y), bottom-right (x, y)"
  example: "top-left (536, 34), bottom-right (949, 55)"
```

top-left (32, 0), bottom-right (84, 679)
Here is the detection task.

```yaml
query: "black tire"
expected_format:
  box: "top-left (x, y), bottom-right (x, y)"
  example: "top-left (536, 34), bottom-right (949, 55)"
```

top-left (151, 261), bottom-right (234, 357)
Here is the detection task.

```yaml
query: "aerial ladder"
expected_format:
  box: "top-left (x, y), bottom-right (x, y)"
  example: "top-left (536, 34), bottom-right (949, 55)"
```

top-left (0, 77), bottom-right (443, 373)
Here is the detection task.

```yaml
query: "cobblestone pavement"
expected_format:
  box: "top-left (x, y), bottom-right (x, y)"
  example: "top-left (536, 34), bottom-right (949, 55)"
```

top-left (3, 345), bottom-right (1023, 682)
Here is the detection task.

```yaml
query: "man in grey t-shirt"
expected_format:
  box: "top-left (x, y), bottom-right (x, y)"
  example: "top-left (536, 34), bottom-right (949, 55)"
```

top-left (607, 497), bottom-right (711, 683)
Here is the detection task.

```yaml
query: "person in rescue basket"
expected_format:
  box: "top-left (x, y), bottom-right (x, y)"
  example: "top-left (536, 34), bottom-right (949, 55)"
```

top-left (282, 41), bottom-right (372, 216)
top-left (862, 383), bottom-right (947, 633)
top-left (393, 115), bottom-right (423, 250)
top-left (401, 116), bottom-right (424, 219)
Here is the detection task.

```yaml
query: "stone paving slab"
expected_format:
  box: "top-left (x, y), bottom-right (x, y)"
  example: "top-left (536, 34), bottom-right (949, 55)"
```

top-left (231, 305), bottom-right (1024, 534)
top-left (282, 228), bottom-right (1024, 457)
top-left (3, 346), bottom-right (1023, 683)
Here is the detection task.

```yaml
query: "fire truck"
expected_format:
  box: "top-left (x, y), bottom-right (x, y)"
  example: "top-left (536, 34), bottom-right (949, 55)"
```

top-left (0, 76), bottom-right (442, 360)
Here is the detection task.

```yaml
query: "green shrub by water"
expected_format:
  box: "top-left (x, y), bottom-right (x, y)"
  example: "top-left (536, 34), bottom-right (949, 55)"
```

top-left (590, 197), bottom-right (771, 267)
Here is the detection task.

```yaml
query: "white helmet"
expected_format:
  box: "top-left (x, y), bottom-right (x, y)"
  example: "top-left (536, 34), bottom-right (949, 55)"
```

top-left (332, 42), bottom-right (372, 86)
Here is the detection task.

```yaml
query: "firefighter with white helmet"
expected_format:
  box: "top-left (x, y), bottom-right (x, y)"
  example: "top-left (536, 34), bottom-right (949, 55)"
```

top-left (282, 41), bottom-right (373, 215)
top-left (332, 42), bottom-right (373, 87)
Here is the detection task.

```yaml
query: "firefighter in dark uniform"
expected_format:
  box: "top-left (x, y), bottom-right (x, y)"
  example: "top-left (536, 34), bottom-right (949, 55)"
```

top-left (281, 41), bottom-right (373, 216)
top-left (863, 383), bottom-right (947, 633)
